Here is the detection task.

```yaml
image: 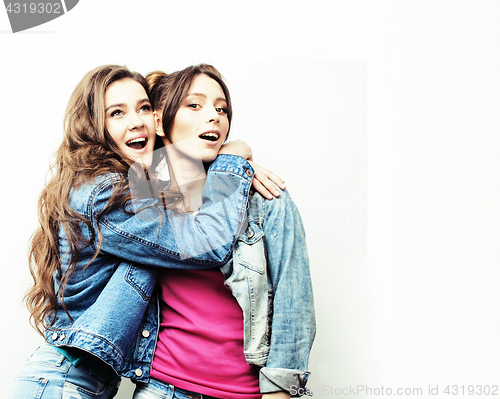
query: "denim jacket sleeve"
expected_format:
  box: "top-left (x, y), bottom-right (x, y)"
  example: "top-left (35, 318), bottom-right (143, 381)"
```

top-left (260, 368), bottom-right (311, 396)
top-left (84, 154), bottom-right (253, 267)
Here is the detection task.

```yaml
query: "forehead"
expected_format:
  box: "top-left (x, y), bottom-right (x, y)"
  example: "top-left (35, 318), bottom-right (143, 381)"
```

top-left (105, 78), bottom-right (147, 106)
top-left (188, 74), bottom-right (226, 100)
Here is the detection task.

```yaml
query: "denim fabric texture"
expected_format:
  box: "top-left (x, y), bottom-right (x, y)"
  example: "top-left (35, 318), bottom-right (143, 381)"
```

top-left (14, 154), bottom-right (315, 398)
top-left (135, 189), bottom-right (315, 397)
top-left (42, 154), bottom-right (253, 381)
top-left (9, 344), bottom-right (121, 399)
top-left (133, 378), bottom-right (221, 399)
top-left (222, 189), bottom-right (316, 394)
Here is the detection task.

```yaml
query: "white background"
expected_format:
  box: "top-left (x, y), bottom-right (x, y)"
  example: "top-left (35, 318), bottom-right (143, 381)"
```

top-left (1, 1), bottom-right (499, 398)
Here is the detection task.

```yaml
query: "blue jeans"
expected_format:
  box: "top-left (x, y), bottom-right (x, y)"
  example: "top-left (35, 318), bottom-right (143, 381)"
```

top-left (133, 378), bottom-right (221, 399)
top-left (9, 344), bottom-right (121, 399)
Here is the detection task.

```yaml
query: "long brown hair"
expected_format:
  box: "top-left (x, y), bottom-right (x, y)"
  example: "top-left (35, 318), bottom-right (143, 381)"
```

top-left (146, 64), bottom-right (233, 140)
top-left (25, 65), bottom-right (155, 335)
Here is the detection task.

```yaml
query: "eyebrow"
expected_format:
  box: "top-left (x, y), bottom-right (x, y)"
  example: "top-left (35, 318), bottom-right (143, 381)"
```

top-left (105, 98), bottom-right (150, 113)
top-left (187, 93), bottom-right (227, 103)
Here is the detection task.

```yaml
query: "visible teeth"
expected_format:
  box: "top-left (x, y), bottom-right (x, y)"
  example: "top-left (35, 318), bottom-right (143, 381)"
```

top-left (127, 137), bottom-right (146, 144)
top-left (200, 133), bottom-right (219, 140)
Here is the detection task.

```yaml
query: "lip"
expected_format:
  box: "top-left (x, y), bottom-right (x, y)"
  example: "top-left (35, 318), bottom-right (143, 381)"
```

top-left (126, 133), bottom-right (150, 153)
top-left (198, 129), bottom-right (222, 146)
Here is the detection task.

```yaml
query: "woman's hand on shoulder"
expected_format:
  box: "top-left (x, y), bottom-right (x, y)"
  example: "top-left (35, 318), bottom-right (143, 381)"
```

top-left (248, 160), bottom-right (286, 200)
top-left (261, 393), bottom-right (291, 399)
top-left (219, 140), bottom-right (285, 199)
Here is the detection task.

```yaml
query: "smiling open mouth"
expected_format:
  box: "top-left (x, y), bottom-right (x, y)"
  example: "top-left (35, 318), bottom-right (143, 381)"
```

top-left (126, 137), bottom-right (148, 150)
top-left (199, 132), bottom-right (219, 142)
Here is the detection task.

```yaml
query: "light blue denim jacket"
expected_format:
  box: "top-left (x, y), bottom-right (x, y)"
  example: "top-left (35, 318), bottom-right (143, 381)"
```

top-left (45, 154), bottom-right (315, 395)
top-left (222, 188), bottom-right (316, 395)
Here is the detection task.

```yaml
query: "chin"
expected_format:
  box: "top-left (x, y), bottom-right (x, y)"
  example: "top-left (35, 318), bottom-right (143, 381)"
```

top-left (200, 150), bottom-right (219, 163)
top-left (202, 155), bottom-right (218, 163)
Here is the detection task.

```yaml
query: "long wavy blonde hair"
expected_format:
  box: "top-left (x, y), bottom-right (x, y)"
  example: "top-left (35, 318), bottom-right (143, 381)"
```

top-left (25, 65), bottom-right (168, 335)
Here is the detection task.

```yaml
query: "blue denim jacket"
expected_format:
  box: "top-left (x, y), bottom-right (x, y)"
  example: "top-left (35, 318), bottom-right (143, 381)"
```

top-left (45, 154), bottom-right (252, 373)
top-left (222, 189), bottom-right (315, 394)
top-left (45, 154), bottom-right (315, 395)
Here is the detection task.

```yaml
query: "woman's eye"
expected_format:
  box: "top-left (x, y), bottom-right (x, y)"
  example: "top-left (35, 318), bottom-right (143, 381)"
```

top-left (216, 107), bottom-right (227, 114)
top-left (110, 110), bottom-right (124, 117)
top-left (187, 103), bottom-right (200, 109)
top-left (140, 104), bottom-right (152, 112)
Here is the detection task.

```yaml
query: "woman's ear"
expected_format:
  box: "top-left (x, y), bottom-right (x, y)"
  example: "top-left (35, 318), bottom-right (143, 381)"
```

top-left (155, 111), bottom-right (165, 137)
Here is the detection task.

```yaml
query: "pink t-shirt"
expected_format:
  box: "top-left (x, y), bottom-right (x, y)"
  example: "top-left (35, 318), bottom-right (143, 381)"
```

top-left (151, 267), bottom-right (261, 399)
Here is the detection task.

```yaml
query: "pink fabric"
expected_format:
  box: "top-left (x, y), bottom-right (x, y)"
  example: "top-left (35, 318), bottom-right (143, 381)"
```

top-left (151, 267), bottom-right (261, 399)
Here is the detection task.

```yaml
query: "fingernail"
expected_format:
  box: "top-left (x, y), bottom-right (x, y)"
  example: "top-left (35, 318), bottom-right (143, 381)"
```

top-left (274, 190), bottom-right (280, 197)
top-left (268, 194), bottom-right (273, 199)
top-left (280, 182), bottom-right (286, 189)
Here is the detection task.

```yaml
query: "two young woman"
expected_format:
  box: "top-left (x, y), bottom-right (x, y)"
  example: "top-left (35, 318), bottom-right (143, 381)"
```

top-left (10, 64), bottom-right (314, 399)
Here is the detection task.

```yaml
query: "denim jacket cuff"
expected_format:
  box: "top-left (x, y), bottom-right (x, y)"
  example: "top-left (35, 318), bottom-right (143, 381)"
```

top-left (208, 154), bottom-right (254, 182)
top-left (259, 367), bottom-right (312, 397)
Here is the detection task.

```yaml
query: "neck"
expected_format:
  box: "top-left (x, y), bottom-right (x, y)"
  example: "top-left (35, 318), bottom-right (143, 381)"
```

top-left (164, 143), bottom-right (207, 212)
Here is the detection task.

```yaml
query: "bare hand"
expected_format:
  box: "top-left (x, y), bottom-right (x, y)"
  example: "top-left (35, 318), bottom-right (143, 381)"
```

top-left (262, 393), bottom-right (291, 399)
top-left (219, 141), bottom-right (285, 199)
top-left (248, 160), bottom-right (286, 200)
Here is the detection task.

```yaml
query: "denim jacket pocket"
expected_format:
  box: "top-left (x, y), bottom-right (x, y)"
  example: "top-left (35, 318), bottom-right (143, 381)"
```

top-left (125, 264), bottom-right (158, 302)
top-left (224, 222), bottom-right (271, 366)
top-left (234, 222), bottom-right (266, 274)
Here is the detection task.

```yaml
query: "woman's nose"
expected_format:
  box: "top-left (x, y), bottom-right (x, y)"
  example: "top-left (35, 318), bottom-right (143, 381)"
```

top-left (129, 112), bottom-right (145, 129)
top-left (207, 108), bottom-right (220, 123)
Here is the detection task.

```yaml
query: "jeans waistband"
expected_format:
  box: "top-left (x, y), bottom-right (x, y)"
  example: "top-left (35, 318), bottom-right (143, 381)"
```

top-left (137, 378), bottom-right (221, 399)
top-left (175, 388), bottom-right (220, 399)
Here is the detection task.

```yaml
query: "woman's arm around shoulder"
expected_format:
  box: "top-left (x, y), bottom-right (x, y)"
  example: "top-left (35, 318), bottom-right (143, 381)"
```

top-left (219, 140), bottom-right (286, 200)
top-left (83, 156), bottom-right (254, 268)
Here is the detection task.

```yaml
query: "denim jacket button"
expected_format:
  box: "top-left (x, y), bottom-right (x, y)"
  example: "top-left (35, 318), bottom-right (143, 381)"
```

top-left (247, 229), bottom-right (254, 238)
top-left (135, 368), bottom-right (143, 377)
top-left (245, 168), bottom-right (252, 177)
top-left (52, 332), bottom-right (58, 340)
top-left (141, 330), bottom-right (150, 338)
